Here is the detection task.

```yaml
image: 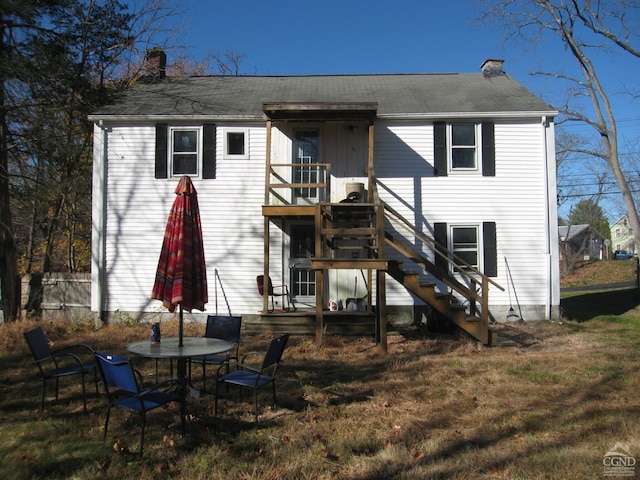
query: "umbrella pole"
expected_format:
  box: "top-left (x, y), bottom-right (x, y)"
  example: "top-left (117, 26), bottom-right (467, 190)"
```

top-left (179, 304), bottom-right (184, 347)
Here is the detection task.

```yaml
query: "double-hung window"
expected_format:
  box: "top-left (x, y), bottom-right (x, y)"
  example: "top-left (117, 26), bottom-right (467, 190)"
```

top-left (434, 121), bottom-right (495, 177)
top-left (449, 124), bottom-right (479, 171)
top-left (451, 225), bottom-right (480, 271)
top-left (155, 124), bottom-right (216, 179)
top-left (434, 221), bottom-right (497, 277)
top-left (170, 127), bottom-right (200, 176)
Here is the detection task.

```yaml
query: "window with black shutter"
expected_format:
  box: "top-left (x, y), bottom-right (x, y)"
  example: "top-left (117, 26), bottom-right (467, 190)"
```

top-left (433, 122), bottom-right (495, 176)
top-left (155, 124), bottom-right (217, 179)
top-left (433, 221), bottom-right (498, 277)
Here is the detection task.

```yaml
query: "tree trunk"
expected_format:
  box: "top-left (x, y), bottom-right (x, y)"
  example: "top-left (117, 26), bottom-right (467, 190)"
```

top-left (0, 19), bottom-right (19, 321)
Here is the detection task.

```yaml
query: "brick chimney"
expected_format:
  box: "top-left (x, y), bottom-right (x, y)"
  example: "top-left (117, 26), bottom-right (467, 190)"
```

top-left (145, 48), bottom-right (166, 79)
top-left (481, 59), bottom-right (505, 77)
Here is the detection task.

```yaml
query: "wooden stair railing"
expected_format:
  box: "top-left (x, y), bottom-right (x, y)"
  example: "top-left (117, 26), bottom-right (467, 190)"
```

top-left (382, 203), bottom-right (504, 345)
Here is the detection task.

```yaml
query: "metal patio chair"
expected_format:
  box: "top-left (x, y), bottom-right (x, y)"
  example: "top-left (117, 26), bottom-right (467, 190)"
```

top-left (23, 326), bottom-right (97, 411)
top-left (256, 275), bottom-right (296, 312)
top-left (188, 314), bottom-right (242, 393)
top-left (214, 333), bottom-right (290, 427)
top-left (94, 352), bottom-right (183, 457)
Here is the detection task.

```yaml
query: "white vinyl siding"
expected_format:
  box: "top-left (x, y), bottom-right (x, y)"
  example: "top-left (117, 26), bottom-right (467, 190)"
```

top-left (94, 115), bottom-right (556, 320)
top-left (102, 124), bottom-right (267, 315)
top-left (375, 119), bottom-right (549, 309)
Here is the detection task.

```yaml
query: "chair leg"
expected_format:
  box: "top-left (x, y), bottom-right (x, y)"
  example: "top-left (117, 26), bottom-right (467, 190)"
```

top-left (202, 363), bottom-right (206, 392)
top-left (41, 379), bottom-right (46, 411)
top-left (81, 375), bottom-right (87, 411)
top-left (254, 389), bottom-right (259, 428)
top-left (104, 405), bottom-right (112, 441)
top-left (272, 381), bottom-right (277, 408)
top-left (93, 369), bottom-right (99, 396)
top-left (268, 295), bottom-right (275, 313)
top-left (139, 411), bottom-right (146, 457)
top-left (214, 380), bottom-right (221, 420)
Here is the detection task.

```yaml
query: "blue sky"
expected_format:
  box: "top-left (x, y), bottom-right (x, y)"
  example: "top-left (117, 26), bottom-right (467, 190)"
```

top-left (141, 0), bottom-right (640, 222)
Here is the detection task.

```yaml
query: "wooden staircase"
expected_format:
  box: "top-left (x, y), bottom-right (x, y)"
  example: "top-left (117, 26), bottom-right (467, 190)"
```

top-left (382, 204), bottom-right (503, 346)
top-left (386, 260), bottom-right (497, 345)
top-left (311, 201), bottom-right (501, 346)
top-left (260, 160), bottom-right (503, 346)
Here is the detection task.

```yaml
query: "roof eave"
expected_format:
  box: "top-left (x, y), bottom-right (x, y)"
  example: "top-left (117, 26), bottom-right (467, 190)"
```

top-left (378, 110), bottom-right (558, 120)
top-left (89, 109), bottom-right (558, 124)
top-left (88, 114), bottom-right (264, 123)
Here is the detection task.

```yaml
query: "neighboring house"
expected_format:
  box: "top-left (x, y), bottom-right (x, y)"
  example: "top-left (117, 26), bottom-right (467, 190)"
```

top-left (610, 215), bottom-right (636, 254)
top-left (89, 55), bottom-right (560, 347)
top-left (558, 224), bottom-right (605, 261)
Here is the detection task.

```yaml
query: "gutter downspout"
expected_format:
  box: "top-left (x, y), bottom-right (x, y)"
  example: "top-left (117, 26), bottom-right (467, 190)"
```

top-left (542, 116), bottom-right (560, 320)
top-left (91, 122), bottom-right (107, 326)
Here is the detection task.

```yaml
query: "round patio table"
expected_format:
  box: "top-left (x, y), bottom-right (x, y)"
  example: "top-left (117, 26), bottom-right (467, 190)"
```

top-left (127, 337), bottom-right (233, 433)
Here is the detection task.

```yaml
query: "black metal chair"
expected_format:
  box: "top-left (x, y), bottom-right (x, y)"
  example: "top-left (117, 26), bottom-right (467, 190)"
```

top-left (215, 333), bottom-right (290, 427)
top-left (188, 315), bottom-right (242, 393)
top-left (23, 326), bottom-right (97, 411)
top-left (256, 275), bottom-right (295, 312)
top-left (94, 352), bottom-right (183, 457)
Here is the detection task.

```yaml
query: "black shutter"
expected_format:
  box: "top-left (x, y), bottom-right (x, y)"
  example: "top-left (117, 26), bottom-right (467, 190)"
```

top-left (155, 124), bottom-right (168, 179)
top-left (483, 221), bottom-right (497, 277)
top-left (433, 122), bottom-right (447, 177)
top-left (482, 122), bottom-right (495, 177)
top-left (202, 124), bottom-right (216, 179)
top-left (434, 222), bottom-right (448, 272)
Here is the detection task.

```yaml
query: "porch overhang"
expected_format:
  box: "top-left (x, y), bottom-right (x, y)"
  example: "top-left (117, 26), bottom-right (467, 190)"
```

top-left (263, 102), bottom-right (378, 121)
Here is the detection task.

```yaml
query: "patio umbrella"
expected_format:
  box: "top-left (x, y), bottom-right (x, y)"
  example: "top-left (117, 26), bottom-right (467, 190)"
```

top-left (151, 176), bottom-right (208, 346)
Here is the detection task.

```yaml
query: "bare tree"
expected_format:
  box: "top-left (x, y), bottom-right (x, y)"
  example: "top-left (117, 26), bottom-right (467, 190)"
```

top-left (479, 0), bottom-right (640, 249)
top-left (0, 0), bottom-right (183, 321)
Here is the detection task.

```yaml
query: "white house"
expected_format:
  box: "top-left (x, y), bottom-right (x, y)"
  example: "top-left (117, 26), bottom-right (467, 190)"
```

top-left (89, 55), bottom-right (560, 347)
top-left (610, 215), bottom-right (636, 255)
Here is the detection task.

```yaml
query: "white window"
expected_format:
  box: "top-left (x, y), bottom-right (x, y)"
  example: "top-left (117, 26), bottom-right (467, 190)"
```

top-left (615, 228), bottom-right (621, 238)
top-left (451, 225), bottom-right (480, 271)
top-left (170, 127), bottom-right (201, 176)
top-left (223, 128), bottom-right (249, 159)
top-left (449, 123), bottom-right (479, 171)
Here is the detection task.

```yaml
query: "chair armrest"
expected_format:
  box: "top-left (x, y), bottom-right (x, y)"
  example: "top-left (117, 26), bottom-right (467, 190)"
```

top-left (215, 360), bottom-right (262, 377)
top-left (271, 284), bottom-right (289, 294)
top-left (52, 343), bottom-right (95, 356)
top-left (42, 351), bottom-right (85, 369)
top-left (140, 377), bottom-right (180, 395)
top-left (240, 351), bottom-right (265, 363)
top-left (52, 344), bottom-right (95, 366)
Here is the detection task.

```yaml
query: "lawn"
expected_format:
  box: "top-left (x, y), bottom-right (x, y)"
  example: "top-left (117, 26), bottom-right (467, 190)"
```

top-left (1, 285), bottom-right (640, 479)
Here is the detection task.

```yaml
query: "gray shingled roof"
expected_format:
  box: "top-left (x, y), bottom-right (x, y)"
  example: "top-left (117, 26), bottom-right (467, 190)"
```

top-left (90, 73), bottom-right (555, 120)
top-left (558, 224), bottom-right (605, 241)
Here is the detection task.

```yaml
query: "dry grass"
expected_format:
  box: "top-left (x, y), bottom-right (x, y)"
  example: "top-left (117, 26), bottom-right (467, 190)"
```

top-left (2, 309), bottom-right (640, 479)
top-left (561, 258), bottom-right (637, 288)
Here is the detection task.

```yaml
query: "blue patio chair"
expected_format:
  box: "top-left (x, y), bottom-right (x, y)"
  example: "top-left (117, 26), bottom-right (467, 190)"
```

top-left (23, 326), bottom-right (97, 411)
top-left (94, 352), bottom-right (183, 457)
top-left (214, 333), bottom-right (290, 427)
top-left (188, 315), bottom-right (242, 393)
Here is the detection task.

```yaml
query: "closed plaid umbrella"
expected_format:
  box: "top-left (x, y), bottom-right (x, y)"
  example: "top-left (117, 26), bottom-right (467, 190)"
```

top-left (151, 176), bottom-right (208, 346)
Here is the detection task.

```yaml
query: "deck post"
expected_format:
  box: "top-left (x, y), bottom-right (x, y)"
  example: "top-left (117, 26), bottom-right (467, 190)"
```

top-left (315, 204), bottom-right (324, 346)
top-left (263, 120), bottom-right (272, 314)
top-left (376, 270), bottom-right (387, 351)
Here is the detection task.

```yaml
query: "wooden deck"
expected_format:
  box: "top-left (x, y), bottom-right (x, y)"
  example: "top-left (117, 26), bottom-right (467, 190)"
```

top-left (243, 308), bottom-right (382, 336)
